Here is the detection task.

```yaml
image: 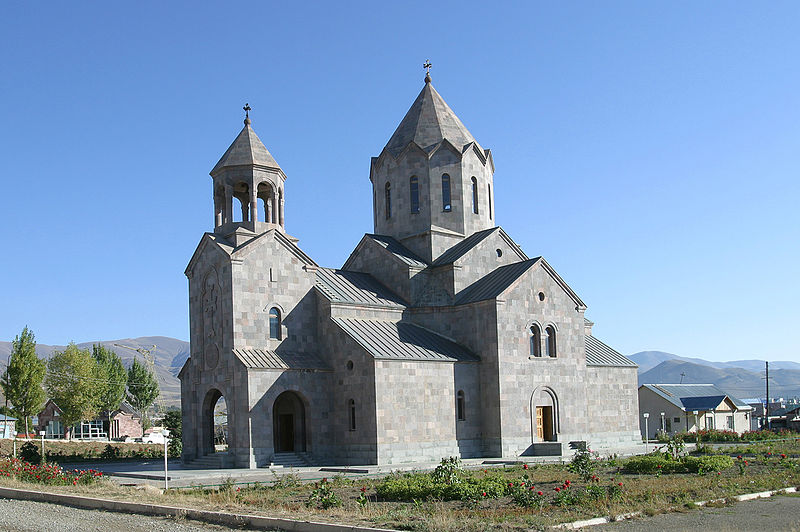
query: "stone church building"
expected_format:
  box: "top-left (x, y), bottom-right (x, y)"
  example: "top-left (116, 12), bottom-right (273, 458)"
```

top-left (180, 73), bottom-right (641, 468)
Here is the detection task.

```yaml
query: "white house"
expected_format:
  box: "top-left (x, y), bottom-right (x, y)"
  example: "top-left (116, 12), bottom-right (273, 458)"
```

top-left (638, 384), bottom-right (752, 439)
top-left (0, 415), bottom-right (17, 439)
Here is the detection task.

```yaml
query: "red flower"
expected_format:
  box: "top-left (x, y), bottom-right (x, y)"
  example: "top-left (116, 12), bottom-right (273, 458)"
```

top-left (529, 486), bottom-right (535, 491)
top-left (565, 480), bottom-right (571, 485)
top-left (537, 491), bottom-right (543, 496)
top-left (508, 482), bottom-right (513, 488)
top-left (737, 455), bottom-right (742, 460)
top-left (554, 487), bottom-right (560, 492)
top-left (717, 472), bottom-right (721, 475)
top-left (523, 464), bottom-right (528, 470)
top-left (360, 487), bottom-right (366, 493)
top-left (482, 492), bottom-right (487, 497)
top-left (744, 461), bottom-right (748, 465)
top-left (781, 454), bottom-right (787, 459)
top-left (618, 482), bottom-right (623, 486)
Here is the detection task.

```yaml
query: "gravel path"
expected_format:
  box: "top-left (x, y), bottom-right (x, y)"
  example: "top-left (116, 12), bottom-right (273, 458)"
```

top-left (0, 497), bottom-right (248, 531)
top-left (594, 493), bottom-right (800, 531)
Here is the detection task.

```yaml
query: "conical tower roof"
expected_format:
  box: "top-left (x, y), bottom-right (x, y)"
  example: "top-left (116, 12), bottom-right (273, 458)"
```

top-left (384, 80), bottom-right (480, 157)
top-left (211, 123), bottom-right (282, 175)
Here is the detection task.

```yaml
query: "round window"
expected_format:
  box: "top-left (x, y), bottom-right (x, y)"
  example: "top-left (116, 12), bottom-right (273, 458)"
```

top-left (496, 248), bottom-right (503, 257)
top-left (538, 292), bottom-right (545, 302)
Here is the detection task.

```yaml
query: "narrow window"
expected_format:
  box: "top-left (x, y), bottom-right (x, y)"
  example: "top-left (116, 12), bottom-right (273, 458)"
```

top-left (471, 177), bottom-right (479, 214)
top-left (456, 390), bottom-right (465, 421)
top-left (385, 182), bottom-right (391, 219)
top-left (410, 176), bottom-right (419, 213)
top-left (441, 174), bottom-right (451, 212)
top-left (488, 183), bottom-right (492, 219)
top-left (545, 326), bottom-right (556, 357)
top-left (530, 325), bottom-right (542, 357)
top-left (269, 307), bottom-right (281, 340)
top-left (348, 399), bottom-right (356, 431)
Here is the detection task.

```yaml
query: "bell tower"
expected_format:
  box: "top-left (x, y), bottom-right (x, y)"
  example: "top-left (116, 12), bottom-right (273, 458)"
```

top-left (369, 67), bottom-right (496, 263)
top-left (210, 104), bottom-right (286, 244)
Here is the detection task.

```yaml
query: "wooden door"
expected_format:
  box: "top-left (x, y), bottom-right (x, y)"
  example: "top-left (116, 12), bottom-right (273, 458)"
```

top-left (542, 406), bottom-right (554, 441)
top-left (278, 414), bottom-right (294, 451)
top-left (536, 407), bottom-right (544, 440)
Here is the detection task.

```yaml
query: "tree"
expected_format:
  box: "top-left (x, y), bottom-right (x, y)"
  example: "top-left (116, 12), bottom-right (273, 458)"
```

top-left (1, 327), bottom-right (46, 437)
top-left (92, 344), bottom-right (127, 441)
top-left (163, 409), bottom-right (182, 457)
top-left (44, 343), bottom-right (98, 433)
top-left (126, 358), bottom-right (159, 427)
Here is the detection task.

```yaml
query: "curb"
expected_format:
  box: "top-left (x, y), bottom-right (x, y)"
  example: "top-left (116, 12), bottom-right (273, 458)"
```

top-left (555, 485), bottom-right (799, 529)
top-left (0, 486), bottom-right (397, 532)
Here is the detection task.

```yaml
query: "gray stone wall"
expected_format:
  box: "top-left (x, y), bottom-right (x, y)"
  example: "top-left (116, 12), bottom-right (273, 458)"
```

top-left (451, 231), bottom-right (528, 294)
top-left (585, 366), bottom-right (641, 448)
top-left (343, 237), bottom-right (416, 304)
top-left (494, 265), bottom-right (589, 455)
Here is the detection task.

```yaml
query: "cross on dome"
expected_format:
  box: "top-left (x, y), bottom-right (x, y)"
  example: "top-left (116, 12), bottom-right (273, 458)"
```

top-left (423, 60), bottom-right (432, 83)
top-left (243, 103), bottom-right (252, 125)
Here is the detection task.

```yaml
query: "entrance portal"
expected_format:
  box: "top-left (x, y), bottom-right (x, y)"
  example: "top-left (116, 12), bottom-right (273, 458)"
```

top-left (201, 388), bottom-right (228, 456)
top-left (530, 387), bottom-right (559, 443)
top-left (273, 391), bottom-right (306, 453)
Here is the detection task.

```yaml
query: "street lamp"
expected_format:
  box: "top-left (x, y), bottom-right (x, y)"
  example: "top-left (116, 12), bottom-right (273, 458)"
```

top-left (162, 428), bottom-right (170, 490)
top-left (643, 413), bottom-right (650, 453)
top-left (3, 354), bottom-right (10, 441)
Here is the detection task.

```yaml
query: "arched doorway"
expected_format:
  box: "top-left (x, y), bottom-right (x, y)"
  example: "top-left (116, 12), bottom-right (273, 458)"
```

top-left (530, 387), bottom-right (559, 442)
top-left (273, 391), bottom-right (307, 452)
top-left (201, 389), bottom-right (228, 455)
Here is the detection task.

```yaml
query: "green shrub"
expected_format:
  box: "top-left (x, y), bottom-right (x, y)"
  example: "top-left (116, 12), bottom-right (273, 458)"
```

top-left (623, 454), bottom-right (679, 474)
top-left (568, 446), bottom-right (598, 480)
top-left (376, 472), bottom-right (439, 501)
top-left (682, 455), bottom-right (733, 473)
top-left (19, 442), bottom-right (41, 465)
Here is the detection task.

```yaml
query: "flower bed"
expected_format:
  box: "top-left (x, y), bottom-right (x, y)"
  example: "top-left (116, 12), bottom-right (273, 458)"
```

top-left (0, 458), bottom-right (103, 486)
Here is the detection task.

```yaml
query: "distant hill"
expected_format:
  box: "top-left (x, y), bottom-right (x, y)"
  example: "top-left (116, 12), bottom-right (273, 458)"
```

top-left (0, 336), bottom-right (190, 407)
top-left (636, 358), bottom-right (800, 400)
top-left (631, 350), bottom-right (800, 374)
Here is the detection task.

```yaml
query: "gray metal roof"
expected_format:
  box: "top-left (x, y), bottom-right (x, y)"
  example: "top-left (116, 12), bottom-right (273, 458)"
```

top-left (641, 384), bottom-right (752, 411)
top-left (332, 317), bottom-right (479, 362)
top-left (232, 348), bottom-right (330, 370)
top-left (365, 234), bottom-right (429, 268)
top-left (211, 123), bottom-right (282, 174)
top-left (454, 259), bottom-right (540, 305)
top-left (316, 268), bottom-right (407, 308)
top-left (432, 228), bottom-right (498, 266)
top-left (585, 335), bottom-right (637, 367)
top-left (384, 81), bottom-right (481, 157)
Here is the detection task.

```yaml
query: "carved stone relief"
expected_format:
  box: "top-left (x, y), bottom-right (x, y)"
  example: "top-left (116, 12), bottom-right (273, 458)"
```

top-left (202, 270), bottom-right (222, 370)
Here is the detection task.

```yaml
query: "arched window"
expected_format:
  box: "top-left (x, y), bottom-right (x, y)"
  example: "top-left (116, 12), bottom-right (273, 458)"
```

top-left (410, 176), bottom-right (419, 213)
top-left (385, 182), bottom-right (391, 219)
top-left (488, 183), bottom-right (492, 220)
top-left (530, 325), bottom-right (542, 358)
top-left (456, 390), bottom-right (466, 421)
top-left (545, 326), bottom-right (557, 358)
top-left (348, 399), bottom-right (356, 431)
top-left (471, 177), bottom-right (479, 214)
top-left (269, 307), bottom-right (281, 340)
top-left (442, 174), bottom-right (451, 212)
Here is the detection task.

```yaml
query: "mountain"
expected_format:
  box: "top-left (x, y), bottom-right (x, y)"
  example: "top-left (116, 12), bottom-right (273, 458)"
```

top-left (0, 336), bottom-right (190, 407)
top-left (630, 351), bottom-right (800, 375)
top-left (638, 359), bottom-right (800, 400)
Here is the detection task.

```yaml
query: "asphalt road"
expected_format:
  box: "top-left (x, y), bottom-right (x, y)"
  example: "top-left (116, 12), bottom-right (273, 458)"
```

top-left (0, 497), bottom-right (248, 532)
top-left (594, 494), bottom-right (800, 532)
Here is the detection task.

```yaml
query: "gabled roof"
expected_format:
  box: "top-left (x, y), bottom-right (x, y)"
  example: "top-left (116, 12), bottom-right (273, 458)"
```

top-left (432, 228), bottom-right (498, 266)
top-left (331, 317), bottom-right (479, 362)
top-left (364, 234), bottom-right (429, 268)
top-left (384, 81), bottom-right (482, 157)
top-left (641, 384), bottom-right (752, 411)
top-left (771, 405), bottom-right (800, 417)
top-left (211, 123), bottom-right (283, 175)
top-left (454, 259), bottom-right (540, 305)
top-left (585, 335), bottom-right (637, 368)
top-left (316, 268), bottom-right (408, 308)
top-left (232, 349), bottom-right (330, 371)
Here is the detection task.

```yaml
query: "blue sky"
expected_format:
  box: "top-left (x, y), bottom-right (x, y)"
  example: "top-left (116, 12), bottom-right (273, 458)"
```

top-left (1, 2), bottom-right (798, 362)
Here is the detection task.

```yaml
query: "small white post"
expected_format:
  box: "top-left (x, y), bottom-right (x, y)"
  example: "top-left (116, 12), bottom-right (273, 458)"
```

top-left (162, 429), bottom-right (170, 490)
top-left (660, 412), bottom-right (665, 434)
top-left (643, 413), bottom-right (650, 453)
top-left (39, 430), bottom-right (46, 461)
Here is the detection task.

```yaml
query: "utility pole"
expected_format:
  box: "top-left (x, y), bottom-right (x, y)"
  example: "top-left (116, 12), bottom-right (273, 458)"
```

top-left (765, 361), bottom-right (771, 431)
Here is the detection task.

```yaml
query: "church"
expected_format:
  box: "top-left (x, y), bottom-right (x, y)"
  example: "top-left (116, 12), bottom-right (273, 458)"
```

top-left (179, 70), bottom-right (642, 468)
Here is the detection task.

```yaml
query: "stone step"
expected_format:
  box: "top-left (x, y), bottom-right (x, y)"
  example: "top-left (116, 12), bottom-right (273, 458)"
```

top-left (271, 452), bottom-right (314, 468)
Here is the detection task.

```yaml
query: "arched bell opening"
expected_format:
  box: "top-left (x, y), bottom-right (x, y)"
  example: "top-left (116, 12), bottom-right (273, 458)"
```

top-left (257, 182), bottom-right (275, 224)
top-left (232, 182), bottom-right (250, 222)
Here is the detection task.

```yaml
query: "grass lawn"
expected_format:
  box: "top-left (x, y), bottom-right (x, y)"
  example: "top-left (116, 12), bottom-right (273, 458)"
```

top-left (1, 440), bottom-right (799, 531)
